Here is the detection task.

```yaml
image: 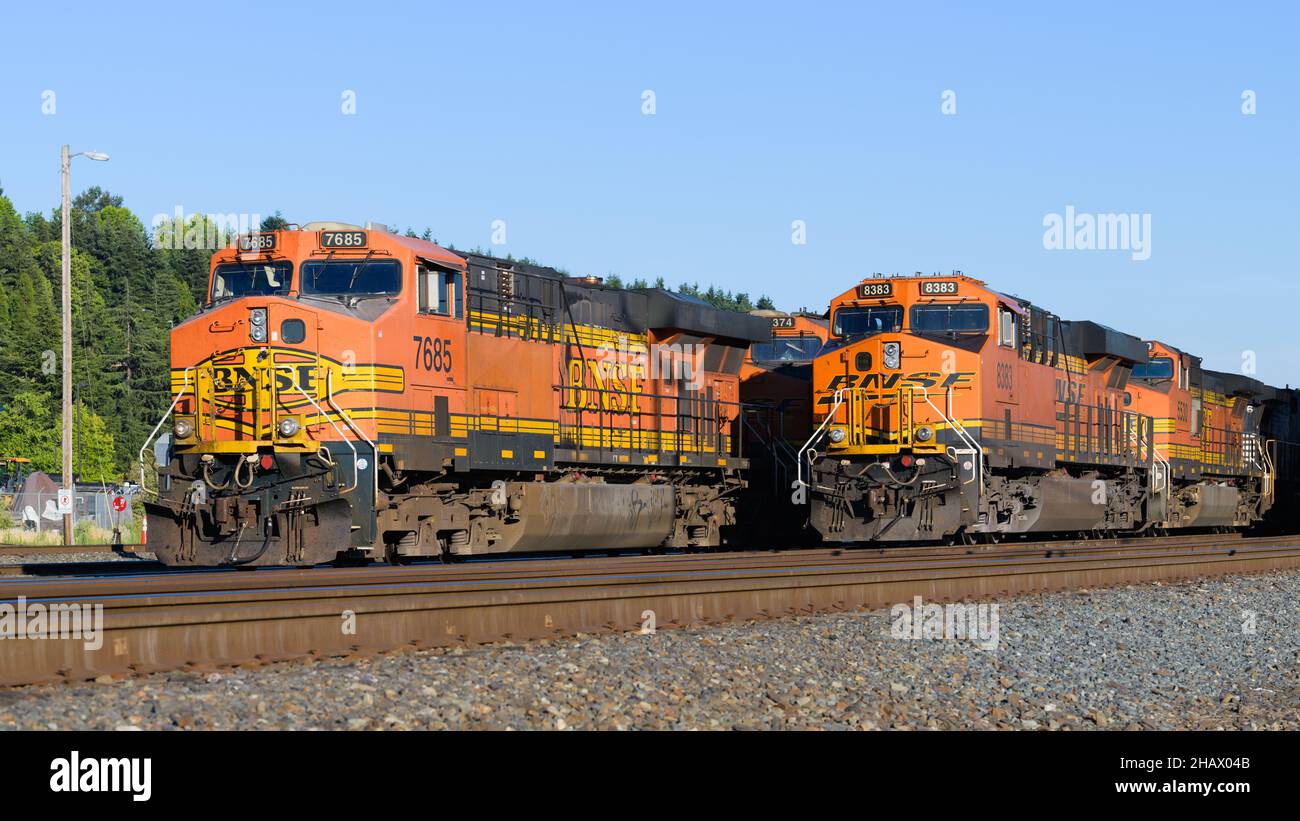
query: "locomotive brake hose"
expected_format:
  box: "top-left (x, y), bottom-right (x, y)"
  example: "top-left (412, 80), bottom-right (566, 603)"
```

top-left (234, 457), bottom-right (256, 490)
top-left (202, 459), bottom-right (232, 491)
top-left (307, 445), bottom-right (337, 474)
top-left (864, 461), bottom-right (921, 488)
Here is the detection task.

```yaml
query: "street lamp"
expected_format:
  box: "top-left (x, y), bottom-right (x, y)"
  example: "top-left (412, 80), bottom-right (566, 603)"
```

top-left (60, 145), bottom-right (109, 545)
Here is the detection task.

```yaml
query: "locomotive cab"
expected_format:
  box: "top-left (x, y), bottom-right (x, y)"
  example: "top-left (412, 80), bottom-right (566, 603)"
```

top-left (146, 223), bottom-right (453, 565)
top-left (804, 274), bottom-right (993, 541)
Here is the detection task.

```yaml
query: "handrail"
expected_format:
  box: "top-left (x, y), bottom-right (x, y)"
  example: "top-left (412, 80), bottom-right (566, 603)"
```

top-left (917, 384), bottom-right (982, 495)
top-left (275, 365), bottom-right (362, 495)
top-left (796, 388), bottom-right (844, 493)
top-left (1259, 436), bottom-right (1276, 507)
top-left (138, 367), bottom-right (193, 496)
top-left (325, 368), bottom-right (378, 499)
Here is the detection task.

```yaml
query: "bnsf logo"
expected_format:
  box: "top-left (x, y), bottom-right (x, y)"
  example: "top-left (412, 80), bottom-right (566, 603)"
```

top-left (211, 365), bottom-right (319, 396)
top-left (817, 371), bottom-right (975, 404)
top-left (178, 348), bottom-right (405, 413)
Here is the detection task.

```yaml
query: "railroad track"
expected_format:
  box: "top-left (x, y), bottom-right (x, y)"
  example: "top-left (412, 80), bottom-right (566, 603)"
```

top-left (0, 543), bottom-right (141, 555)
top-left (1, 534), bottom-right (1297, 687)
top-left (0, 560), bottom-right (166, 578)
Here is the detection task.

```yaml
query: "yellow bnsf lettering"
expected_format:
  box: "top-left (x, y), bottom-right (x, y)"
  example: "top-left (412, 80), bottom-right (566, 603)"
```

top-left (822, 371), bottom-right (974, 392)
top-left (1055, 377), bottom-right (1084, 404)
top-left (566, 357), bottom-right (646, 413)
top-left (276, 366), bottom-right (317, 394)
top-left (210, 364), bottom-right (316, 400)
top-left (818, 371), bottom-right (975, 403)
top-left (184, 348), bottom-right (404, 413)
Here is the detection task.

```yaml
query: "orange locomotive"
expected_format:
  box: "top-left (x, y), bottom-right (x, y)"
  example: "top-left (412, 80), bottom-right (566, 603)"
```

top-left (740, 309), bottom-right (828, 443)
top-left (142, 223), bottom-right (768, 566)
top-left (801, 272), bottom-right (1281, 543)
top-left (736, 310), bottom-right (829, 539)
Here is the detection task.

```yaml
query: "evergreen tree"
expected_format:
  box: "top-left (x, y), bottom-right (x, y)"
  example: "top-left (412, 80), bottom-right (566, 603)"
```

top-left (259, 211), bottom-right (288, 232)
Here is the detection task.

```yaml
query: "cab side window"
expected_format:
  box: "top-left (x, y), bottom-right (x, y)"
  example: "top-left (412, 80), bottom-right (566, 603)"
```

top-left (418, 265), bottom-right (465, 319)
top-left (998, 308), bottom-right (1016, 348)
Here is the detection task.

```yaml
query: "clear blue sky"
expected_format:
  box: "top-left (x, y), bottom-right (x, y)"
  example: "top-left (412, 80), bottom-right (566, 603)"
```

top-left (2, 1), bottom-right (1297, 384)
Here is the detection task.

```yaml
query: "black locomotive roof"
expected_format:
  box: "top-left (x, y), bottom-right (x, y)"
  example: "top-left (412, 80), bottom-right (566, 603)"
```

top-left (636, 288), bottom-right (770, 343)
top-left (1059, 320), bottom-right (1148, 365)
top-left (1201, 369), bottom-right (1274, 401)
top-left (457, 251), bottom-right (769, 344)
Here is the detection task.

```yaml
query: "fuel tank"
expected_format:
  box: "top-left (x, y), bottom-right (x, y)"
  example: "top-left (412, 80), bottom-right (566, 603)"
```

top-left (1012, 475), bottom-right (1108, 533)
top-left (1179, 482), bottom-right (1243, 528)
top-left (490, 482), bottom-right (677, 552)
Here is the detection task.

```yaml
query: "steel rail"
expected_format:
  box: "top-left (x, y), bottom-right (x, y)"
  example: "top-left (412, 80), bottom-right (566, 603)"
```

top-left (0, 531), bottom-right (1274, 586)
top-left (1, 536), bottom-right (1297, 687)
top-left (0, 544), bottom-right (139, 555)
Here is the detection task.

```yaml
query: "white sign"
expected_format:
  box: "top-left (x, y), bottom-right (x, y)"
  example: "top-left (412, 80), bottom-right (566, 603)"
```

top-left (56, 489), bottom-right (74, 515)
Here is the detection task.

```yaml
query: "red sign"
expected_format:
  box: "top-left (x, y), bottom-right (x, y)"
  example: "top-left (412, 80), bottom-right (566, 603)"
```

top-left (112, 495), bottom-right (127, 512)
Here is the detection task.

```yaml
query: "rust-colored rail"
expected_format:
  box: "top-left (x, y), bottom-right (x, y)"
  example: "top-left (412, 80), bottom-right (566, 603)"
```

top-left (1, 535), bottom-right (1297, 687)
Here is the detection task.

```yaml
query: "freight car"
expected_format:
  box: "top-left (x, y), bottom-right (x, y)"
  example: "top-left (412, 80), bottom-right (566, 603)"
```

top-left (800, 272), bottom-right (1300, 543)
top-left (142, 223), bottom-right (769, 566)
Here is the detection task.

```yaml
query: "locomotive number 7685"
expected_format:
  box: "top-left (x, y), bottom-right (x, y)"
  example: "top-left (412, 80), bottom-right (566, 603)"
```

top-left (413, 335), bottom-right (453, 372)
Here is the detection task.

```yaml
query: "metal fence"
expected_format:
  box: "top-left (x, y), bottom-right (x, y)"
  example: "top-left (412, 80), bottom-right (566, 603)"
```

top-left (9, 488), bottom-right (135, 533)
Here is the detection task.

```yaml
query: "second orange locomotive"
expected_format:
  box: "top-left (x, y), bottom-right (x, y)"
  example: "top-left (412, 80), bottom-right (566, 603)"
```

top-left (801, 273), bottom-right (1278, 543)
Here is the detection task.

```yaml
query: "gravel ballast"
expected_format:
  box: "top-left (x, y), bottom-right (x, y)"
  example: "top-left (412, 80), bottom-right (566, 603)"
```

top-left (1, 569), bottom-right (1296, 730)
top-left (0, 550), bottom-right (155, 567)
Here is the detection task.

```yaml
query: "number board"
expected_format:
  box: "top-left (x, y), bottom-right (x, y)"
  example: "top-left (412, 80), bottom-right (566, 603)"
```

top-left (319, 230), bottom-right (368, 249)
top-left (919, 280), bottom-right (958, 296)
top-left (856, 282), bottom-right (893, 298)
top-left (770, 316), bottom-right (795, 329)
top-left (237, 233), bottom-right (277, 252)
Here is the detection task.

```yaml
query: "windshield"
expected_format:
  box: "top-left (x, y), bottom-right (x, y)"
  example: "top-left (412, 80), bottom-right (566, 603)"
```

top-left (1132, 357), bottom-right (1174, 380)
top-left (833, 306), bottom-right (903, 338)
top-left (301, 258), bottom-right (403, 297)
top-left (750, 337), bottom-right (823, 363)
top-left (210, 261), bottom-right (292, 303)
top-left (910, 304), bottom-right (989, 334)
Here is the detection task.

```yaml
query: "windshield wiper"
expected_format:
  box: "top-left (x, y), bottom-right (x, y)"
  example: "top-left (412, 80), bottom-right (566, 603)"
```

top-left (347, 251), bottom-right (377, 292)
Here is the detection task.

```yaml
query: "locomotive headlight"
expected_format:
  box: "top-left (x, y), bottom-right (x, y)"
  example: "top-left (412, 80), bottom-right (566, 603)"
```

top-left (914, 425), bottom-right (934, 442)
top-left (277, 417), bottom-right (301, 438)
top-left (828, 427), bottom-right (847, 444)
top-left (173, 417), bottom-right (194, 440)
top-left (249, 309), bottom-right (267, 342)
top-left (883, 341), bottom-right (901, 370)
